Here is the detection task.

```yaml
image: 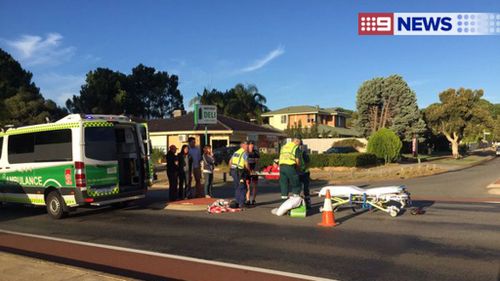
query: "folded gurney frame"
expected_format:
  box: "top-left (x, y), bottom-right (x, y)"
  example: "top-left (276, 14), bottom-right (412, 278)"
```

top-left (320, 185), bottom-right (411, 217)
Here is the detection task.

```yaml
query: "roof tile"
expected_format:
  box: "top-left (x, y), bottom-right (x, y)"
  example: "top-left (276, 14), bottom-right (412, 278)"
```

top-left (148, 112), bottom-right (284, 135)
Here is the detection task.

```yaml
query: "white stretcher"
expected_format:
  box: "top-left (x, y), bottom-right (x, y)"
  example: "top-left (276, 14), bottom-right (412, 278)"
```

top-left (318, 185), bottom-right (411, 217)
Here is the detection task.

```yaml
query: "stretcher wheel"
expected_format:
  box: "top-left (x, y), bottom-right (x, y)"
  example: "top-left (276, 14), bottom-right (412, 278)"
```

top-left (388, 206), bottom-right (400, 217)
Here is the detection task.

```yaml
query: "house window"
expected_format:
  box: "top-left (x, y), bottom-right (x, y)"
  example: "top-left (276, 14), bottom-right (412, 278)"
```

top-left (280, 115), bottom-right (287, 124)
top-left (335, 116), bottom-right (345, 127)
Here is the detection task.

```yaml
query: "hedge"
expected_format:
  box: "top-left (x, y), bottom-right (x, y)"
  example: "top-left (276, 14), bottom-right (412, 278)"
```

top-left (332, 138), bottom-right (366, 148)
top-left (258, 152), bottom-right (377, 168)
top-left (259, 153), bottom-right (278, 168)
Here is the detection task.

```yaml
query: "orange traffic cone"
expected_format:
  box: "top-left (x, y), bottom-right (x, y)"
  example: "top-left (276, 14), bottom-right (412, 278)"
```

top-left (318, 189), bottom-right (338, 227)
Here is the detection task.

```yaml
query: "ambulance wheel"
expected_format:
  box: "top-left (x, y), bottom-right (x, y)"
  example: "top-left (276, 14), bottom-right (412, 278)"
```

top-left (46, 191), bottom-right (68, 219)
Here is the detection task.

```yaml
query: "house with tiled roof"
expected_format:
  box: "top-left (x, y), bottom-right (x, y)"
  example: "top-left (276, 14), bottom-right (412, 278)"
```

top-left (261, 105), bottom-right (361, 137)
top-left (148, 110), bottom-right (285, 152)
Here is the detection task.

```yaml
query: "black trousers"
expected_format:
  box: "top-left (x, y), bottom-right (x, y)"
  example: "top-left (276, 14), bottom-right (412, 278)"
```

top-left (299, 171), bottom-right (310, 198)
top-left (167, 171), bottom-right (178, 201)
top-left (178, 171), bottom-right (191, 199)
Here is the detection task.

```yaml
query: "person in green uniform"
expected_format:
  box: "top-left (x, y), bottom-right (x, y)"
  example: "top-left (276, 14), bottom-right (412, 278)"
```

top-left (278, 137), bottom-right (302, 200)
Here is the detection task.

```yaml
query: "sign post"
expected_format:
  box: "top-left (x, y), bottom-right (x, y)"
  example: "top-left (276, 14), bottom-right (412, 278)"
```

top-left (193, 104), bottom-right (217, 146)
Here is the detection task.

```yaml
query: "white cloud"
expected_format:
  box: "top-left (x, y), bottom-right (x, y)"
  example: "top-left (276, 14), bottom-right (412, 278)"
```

top-left (240, 46), bottom-right (285, 72)
top-left (35, 73), bottom-right (85, 105)
top-left (83, 54), bottom-right (101, 63)
top-left (5, 33), bottom-right (75, 66)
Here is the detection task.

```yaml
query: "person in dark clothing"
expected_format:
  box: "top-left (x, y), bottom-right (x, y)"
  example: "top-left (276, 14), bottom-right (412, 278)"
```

top-left (166, 145), bottom-right (179, 201)
top-left (245, 141), bottom-right (260, 205)
top-left (202, 145), bottom-right (215, 198)
top-left (178, 145), bottom-right (193, 199)
top-left (299, 142), bottom-right (311, 209)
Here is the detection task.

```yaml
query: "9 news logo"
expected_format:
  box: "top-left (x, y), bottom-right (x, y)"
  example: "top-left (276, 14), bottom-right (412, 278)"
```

top-left (358, 12), bottom-right (500, 36)
top-left (358, 13), bottom-right (393, 35)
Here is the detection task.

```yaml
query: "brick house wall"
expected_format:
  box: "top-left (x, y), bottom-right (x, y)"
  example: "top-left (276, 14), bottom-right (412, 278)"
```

top-left (288, 114), bottom-right (316, 128)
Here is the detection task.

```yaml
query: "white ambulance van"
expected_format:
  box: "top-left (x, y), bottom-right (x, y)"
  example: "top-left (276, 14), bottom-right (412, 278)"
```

top-left (0, 114), bottom-right (148, 219)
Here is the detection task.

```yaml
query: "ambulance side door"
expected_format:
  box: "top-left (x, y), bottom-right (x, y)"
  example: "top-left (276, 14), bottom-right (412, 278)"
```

top-left (4, 133), bottom-right (35, 203)
top-left (0, 136), bottom-right (4, 201)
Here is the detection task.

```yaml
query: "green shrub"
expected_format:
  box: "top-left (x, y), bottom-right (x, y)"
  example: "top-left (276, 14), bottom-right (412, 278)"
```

top-left (367, 128), bottom-right (402, 164)
top-left (309, 154), bottom-right (331, 167)
top-left (259, 153), bottom-right (278, 168)
top-left (332, 138), bottom-right (366, 148)
top-left (259, 152), bottom-right (377, 168)
top-left (353, 153), bottom-right (378, 166)
top-left (151, 147), bottom-right (165, 164)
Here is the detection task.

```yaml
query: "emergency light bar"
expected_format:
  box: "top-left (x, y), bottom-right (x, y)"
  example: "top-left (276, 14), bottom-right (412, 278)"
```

top-left (84, 114), bottom-right (131, 122)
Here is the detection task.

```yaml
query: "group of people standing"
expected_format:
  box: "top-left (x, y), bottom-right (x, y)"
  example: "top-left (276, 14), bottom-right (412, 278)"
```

top-left (166, 137), bottom-right (215, 201)
top-left (229, 137), bottom-right (310, 209)
top-left (166, 136), bottom-right (310, 210)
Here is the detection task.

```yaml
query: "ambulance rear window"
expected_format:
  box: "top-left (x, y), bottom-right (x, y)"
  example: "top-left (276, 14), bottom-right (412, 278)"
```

top-left (85, 127), bottom-right (117, 161)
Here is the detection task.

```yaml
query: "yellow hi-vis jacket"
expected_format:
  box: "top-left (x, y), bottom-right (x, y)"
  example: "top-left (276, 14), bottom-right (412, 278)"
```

top-left (230, 148), bottom-right (246, 169)
top-left (279, 142), bottom-right (299, 166)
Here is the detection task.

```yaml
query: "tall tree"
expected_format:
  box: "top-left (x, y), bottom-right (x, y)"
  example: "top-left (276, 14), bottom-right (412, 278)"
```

top-left (355, 75), bottom-right (426, 141)
top-left (0, 48), bottom-right (66, 126)
top-left (146, 70), bottom-right (184, 119)
top-left (493, 116), bottom-right (500, 142)
top-left (66, 68), bottom-right (127, 114)
top-left (190, 88), bottom-right (225, 110)
top-left (492, 103), bottom-right (500, 142)
top-left (191, 83), bottom-right (269, 123)
top-left (66, 64), bottom-right (184, 119)
top-left (425, 88), bottom-right (493, 158)
top-left (475, 100), bottom-right (500, 142)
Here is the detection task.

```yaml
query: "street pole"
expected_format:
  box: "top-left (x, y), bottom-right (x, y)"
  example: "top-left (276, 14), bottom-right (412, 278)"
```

top-left (193, 104), bottom-right (199, 129)
top-left (205, 125), bottom-right (208, 146)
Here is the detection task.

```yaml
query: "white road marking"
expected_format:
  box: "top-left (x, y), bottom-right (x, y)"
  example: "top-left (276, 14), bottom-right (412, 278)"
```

top-left (0, 229), bottom-right (338, 281)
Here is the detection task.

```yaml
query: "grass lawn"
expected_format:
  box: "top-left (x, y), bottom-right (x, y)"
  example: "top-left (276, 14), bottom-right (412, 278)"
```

top-left (431, 155), bottom-right (487, 166)
top-left (401, 153), bottom-right (450, 162)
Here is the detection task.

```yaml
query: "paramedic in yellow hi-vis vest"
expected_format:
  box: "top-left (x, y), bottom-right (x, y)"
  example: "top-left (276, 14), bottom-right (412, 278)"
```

top-left (278, 137), bottom-right (302, 200)
top-left (229, 141), bottom-right (249, 208)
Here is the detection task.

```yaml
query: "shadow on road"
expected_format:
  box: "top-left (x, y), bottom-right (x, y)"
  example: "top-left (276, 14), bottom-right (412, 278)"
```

top-left (0, 204), bottom-right (46, 222)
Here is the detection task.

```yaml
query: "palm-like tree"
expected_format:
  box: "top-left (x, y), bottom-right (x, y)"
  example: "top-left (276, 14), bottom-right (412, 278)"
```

top-left (190, 84), bottom-right (268, 123)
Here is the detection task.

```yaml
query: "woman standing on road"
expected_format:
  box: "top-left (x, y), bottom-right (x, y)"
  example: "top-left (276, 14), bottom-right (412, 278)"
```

top-left (202, 145), bottom-right (215, 198)
top-left (178, 145), bottom-right (193, 199)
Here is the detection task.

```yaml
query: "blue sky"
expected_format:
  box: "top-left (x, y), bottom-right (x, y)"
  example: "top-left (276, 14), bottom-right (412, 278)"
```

top-left (1, 0), bottom-right (499, 111)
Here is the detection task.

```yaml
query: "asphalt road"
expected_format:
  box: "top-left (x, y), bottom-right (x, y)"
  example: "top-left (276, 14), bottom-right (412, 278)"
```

top-left (365, 156), bottom-right (500, 199)
top-left (1, 158), bottom-right (499, 281)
